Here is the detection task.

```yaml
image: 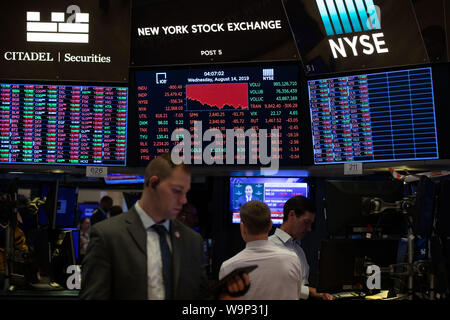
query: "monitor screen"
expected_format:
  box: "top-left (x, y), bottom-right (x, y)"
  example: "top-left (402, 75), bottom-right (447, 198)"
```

top-left (308, 67), bottom-right (439, 164)
top-left (133, 64), bottom-right (301, 167)
top-left (0, 83), bottom-right (128, 166)
top-left (104, 174), bottom-right (145, 185)
top-left (230, 177), bottom-right (309, 225)
top-left (55, 187), bottom-right (78, 228)
top-left (285, 0), bottom-right (429, 75)
top-left (0, 0), bottom-right (131, 82)
top-left (77, 202), bottom-right (98, 219)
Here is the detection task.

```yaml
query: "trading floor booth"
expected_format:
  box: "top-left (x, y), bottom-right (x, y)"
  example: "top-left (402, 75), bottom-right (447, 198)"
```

top-left (0, 0), bottom-right (449, 302)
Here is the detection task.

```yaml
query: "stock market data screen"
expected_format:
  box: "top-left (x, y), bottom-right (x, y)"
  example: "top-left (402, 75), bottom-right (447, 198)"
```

top-left (308, 67), bottom-right (439, 164)
top-left (135, 64), bottom-right (301, 166)
top-left (0, 84), bottom-right (128, 166)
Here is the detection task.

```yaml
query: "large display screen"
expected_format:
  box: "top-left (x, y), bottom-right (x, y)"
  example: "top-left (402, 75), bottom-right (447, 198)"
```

top-left (0, 83), bottom-right (128, 166)
top-left (308, 67), bottom-right (439, 164)
top-left (230, 177), bottom-right (309, 225)
top-left (284, 0), bottom-right (429, 75)
top-left (0, 0), bottom-right (131, 82)
top-left (131, 0), bottom-right (299, 66)
top-left (134, 64), bottom-right (301, 167)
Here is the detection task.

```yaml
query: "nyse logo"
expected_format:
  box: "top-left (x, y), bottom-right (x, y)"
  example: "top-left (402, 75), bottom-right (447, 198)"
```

top-left (316, 0), bottom-right (388, 58)
top-left (26, 5), bottom-right (89, 44)
top-left (263, 69), bottom-right (274, 81)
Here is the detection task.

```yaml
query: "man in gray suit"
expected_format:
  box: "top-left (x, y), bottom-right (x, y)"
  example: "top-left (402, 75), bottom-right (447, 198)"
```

top-left (80, 154), bottom-right (248, 299)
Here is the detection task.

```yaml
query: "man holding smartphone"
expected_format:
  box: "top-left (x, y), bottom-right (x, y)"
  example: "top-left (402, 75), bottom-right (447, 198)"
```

top-left (219, 201), bottom-right (303, 300)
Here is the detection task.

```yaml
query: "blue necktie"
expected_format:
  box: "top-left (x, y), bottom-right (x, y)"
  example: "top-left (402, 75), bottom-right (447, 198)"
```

top-left (152, 224), bottom-right (173, 300)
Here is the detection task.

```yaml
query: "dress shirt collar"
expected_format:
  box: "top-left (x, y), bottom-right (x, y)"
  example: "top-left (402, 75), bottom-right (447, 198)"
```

top-left (274, 227), bottom-right (294, 244)
top-left (245, 239), bottom-right (271, 248)
top-left (135, 201), bottom-right (170, 232)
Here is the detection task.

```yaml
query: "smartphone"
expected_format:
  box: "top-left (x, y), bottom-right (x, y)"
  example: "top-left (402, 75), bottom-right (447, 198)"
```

top-left (210, 265), bottom-right (258, 296)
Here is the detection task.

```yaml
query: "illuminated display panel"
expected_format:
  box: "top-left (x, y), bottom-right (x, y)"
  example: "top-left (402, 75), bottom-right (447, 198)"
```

top-left (229, 177), bottom-right (309, 225)
top-left (135, 64), bottom-right (301, 166)
top-left (309, 67), bottom-right (439, 164)
top-left (0, 83), bottom-right (128, 166)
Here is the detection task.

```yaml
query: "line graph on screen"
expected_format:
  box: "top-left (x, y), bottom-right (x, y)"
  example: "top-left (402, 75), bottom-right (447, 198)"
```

top-left (186, 83), bottom-right (249, 111)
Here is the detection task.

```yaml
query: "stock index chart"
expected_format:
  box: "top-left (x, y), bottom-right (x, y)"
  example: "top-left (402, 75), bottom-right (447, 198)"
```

top-left (135, 65), bottom-right (301, 166)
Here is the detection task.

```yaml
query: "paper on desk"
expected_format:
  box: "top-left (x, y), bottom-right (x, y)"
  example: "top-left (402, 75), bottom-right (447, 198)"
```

top-left (365, 290), bottom-right (389, 300)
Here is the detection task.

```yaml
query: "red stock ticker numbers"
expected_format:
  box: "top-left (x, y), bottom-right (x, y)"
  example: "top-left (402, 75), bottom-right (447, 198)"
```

top-left (134, 65), bottom-right (301, 166)
top-left (0, 84), bottom-right (128, 166)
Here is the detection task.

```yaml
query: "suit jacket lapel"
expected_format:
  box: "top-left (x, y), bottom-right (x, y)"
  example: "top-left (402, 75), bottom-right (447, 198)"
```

top-left (170, 220), bottom-right (182, 294)
top-left (126, 207), bottom-right (147, 255)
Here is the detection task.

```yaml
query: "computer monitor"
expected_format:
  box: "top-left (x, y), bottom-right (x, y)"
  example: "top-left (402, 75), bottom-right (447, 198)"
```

top-left (38, 184), bottom-right (79, 228)
top-left (308, 67), bottom-right (439, 164)
top-left (230, 177), bottom-right (309, 225)
top-left (132, 63), bottom-right (301, 167)
top-left (0, 83), bottom-right (128, 166)
top-left (317, 239), bottom-right (399, 293)
top-left (54, 187), bottom-right (79, 228)
top-left (324, 180), bottom-right (404, 237)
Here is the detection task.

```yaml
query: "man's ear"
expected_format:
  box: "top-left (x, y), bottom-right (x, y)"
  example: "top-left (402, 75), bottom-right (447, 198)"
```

top-left (288, 209), bottom-right (296, 219)
top-left (148, 176), bottom-right (160, 189)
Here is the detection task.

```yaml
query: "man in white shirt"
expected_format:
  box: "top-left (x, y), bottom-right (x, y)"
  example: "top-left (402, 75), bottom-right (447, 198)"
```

top-left (269, 195), bottom-right (333, 300)
top-left (220, 200), bottom-right (303, 300)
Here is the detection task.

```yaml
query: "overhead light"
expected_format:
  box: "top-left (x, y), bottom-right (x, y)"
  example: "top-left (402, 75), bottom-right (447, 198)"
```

top-left (51, 169), bottom-right (65, 174)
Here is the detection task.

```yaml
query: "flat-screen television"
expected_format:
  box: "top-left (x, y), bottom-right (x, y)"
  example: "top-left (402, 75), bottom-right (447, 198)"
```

top-left (285, 0), bottom-right (429, 75)
top-left (308, 67), bottom-right (439, 164)
top-left (132, 63), bottom-right (301, 167)
top-left (104, 174), bottom-right (145, 185)
top-left (0, 83), bottom-right (128, 166)
top-left (229, 177), bottom-right (309, 225)
top-left (39, 184), bottom-right (78, 228)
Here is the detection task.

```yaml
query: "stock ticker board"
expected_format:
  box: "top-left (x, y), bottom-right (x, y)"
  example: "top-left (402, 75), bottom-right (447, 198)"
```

top-left (0, 83), bottom-right (128, 166)
top-left (309, 67), bottom-right (439, 164)
top-left (135, 65), bottom-right (301, 166)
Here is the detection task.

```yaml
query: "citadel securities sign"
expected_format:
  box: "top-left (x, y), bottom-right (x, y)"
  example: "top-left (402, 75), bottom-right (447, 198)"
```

top-left (131, 0), bottom-right (300, 66)
top-left (0, 0), bottom-right (130, 82)
top-left (286, 0), bottom-right (429, 75)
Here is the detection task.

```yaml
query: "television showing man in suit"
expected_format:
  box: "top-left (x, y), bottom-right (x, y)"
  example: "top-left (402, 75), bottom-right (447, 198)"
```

top-left (236, 185), bottom-right (261, 209)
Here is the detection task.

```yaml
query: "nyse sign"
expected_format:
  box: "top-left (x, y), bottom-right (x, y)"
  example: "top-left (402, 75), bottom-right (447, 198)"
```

top-left (316, 0), bottom-right (388, 59)
top-left (328, 32), bottom-right (388, 58)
